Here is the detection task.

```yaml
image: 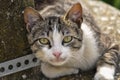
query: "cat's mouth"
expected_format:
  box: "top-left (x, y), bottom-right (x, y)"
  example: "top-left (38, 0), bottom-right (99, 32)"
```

top-left (48, 58), bottom-right (67, 66)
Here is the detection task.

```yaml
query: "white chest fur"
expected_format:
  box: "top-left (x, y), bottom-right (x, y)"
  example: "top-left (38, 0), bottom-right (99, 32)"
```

top-left (82, 23), bottom-right (100, 69)
top-left (40, 23), bottom-right (102, 78)
top-left (67, 23), bottom-right (100, 70)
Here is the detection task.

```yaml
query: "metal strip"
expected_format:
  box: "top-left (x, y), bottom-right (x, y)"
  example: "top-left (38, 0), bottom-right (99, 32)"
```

top-left (0, 54), bottom-right (41, 77)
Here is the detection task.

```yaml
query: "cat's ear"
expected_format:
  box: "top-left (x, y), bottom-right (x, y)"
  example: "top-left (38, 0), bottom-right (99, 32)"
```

top-left (24, 7), bottom-right (43, 32)
top-left (65, 3), bottom-right (83, 27)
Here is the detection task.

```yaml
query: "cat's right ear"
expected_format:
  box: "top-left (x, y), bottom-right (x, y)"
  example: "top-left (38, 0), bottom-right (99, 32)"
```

top-left (65, 3), bottom-right (83, 28)
top-left (24, 7), bottom-right (43, 32)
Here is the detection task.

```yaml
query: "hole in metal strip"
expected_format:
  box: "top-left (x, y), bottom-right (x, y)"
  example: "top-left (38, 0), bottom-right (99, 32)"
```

top-left (24, 60), bottom-right (29, 65)
top-left (8, 65), bottom-right (13, 70)
top-left (0, 67), bottom-right (5, 72)
top-left (16, 62), bottom-right (21, 67)
top-left (32, 58), bottom-right (37, 62)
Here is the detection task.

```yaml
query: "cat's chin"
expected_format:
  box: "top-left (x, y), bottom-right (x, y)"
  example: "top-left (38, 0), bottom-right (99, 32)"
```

top-left (48, 58), bottom-right (68, 66)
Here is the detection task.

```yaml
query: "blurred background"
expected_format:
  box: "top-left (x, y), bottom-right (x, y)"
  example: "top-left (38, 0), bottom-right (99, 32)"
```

top-left (102, 0), bottom-right (120, 9)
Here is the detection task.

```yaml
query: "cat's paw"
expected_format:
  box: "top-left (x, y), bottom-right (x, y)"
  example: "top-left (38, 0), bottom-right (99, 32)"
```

top-left (41, 63), bottom-right (79, 78)
top-left (94, 66), bottom-right (115, 80)
top-left (94, 72), bottom-right (114, 80)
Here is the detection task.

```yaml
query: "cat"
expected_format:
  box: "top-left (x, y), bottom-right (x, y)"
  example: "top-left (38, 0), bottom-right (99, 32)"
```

top-left (23, 0), bottom-right (120, 80)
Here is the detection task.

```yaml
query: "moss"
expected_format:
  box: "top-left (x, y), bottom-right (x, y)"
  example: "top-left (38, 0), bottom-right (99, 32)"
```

top-left (0, 0), bottom-right (34, 80)
top-left (23, 0), bottom-right (35, 7)
top-left (0, 0), bottom-right (34, 62)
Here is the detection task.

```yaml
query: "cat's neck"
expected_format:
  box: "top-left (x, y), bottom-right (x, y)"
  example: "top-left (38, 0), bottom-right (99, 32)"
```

top-left (65, 23), bottom-right (100, 70)
top-left (81, 23), bottom-right (100, 69)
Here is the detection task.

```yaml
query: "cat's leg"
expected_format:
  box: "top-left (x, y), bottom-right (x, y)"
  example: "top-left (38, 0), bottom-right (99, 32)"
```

top-left (94, 44), bottom-right (119, 80)
top-left (41, 63), bottom-right (79, 78)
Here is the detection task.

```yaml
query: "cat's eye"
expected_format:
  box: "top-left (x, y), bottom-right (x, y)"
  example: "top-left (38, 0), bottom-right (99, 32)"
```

top-left (63, 36), bottom-right (73, 43)
top-left (39, 38), bottom-right (49, 45)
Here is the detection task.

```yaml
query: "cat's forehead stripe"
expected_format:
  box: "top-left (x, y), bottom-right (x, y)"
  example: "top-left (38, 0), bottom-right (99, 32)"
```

top-left (32, 16), bottom-right (79, 38)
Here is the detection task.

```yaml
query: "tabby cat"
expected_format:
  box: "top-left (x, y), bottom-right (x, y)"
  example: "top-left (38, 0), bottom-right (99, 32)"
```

top-left (23, 0), bottom-right (119, 80)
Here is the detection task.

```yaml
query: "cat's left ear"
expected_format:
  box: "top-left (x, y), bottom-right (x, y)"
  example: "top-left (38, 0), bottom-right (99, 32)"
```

top-left (65, 3), bottom-right (83, 27)
top-left (24, 7), bottom-right (43, 32)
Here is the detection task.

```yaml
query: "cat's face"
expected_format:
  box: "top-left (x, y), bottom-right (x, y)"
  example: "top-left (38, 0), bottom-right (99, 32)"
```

top-left (24, 3), bottom-right (83, 66)
top-left (30, 17), bottom-right (82, 66)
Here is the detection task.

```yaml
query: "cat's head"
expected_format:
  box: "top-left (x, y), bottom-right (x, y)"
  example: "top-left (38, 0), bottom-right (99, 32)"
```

top-left (24, 3), bottom-right (83, 66)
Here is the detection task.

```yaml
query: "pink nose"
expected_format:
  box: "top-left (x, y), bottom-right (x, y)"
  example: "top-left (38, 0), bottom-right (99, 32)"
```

top-left (53, 52), bottom-right (61, 58)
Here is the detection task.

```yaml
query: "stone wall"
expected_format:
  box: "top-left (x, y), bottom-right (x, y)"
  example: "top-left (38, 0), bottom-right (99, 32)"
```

top-left (0, 0), bottom-right (35, 80)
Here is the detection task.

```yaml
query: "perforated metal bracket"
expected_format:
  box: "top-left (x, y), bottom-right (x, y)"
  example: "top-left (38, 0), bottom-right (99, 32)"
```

top-left (0, 54), bottom-right (41, 77)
